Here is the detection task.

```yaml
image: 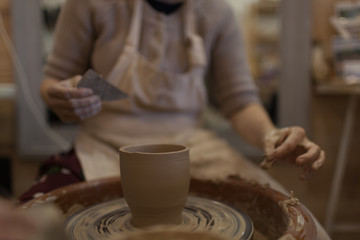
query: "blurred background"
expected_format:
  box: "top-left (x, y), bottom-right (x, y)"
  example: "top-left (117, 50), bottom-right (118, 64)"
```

top-left (0, 0), bottom-right (359, 239)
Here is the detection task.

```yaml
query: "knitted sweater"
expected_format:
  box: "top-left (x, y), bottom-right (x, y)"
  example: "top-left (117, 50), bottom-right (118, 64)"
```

top-left (44, 0), bottom-right (259, 117)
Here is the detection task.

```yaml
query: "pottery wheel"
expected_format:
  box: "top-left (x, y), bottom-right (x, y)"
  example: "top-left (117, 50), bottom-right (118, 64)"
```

top-left (64, 196), bottom-right (253, 240)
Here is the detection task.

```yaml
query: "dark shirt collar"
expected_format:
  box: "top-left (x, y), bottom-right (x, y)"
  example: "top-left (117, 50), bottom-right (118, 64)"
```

top-left (146, 0), bottom-right (183, 15)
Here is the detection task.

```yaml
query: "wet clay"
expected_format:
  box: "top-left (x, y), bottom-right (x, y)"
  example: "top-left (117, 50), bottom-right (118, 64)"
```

top-left (64, 196), bottom-right (253, 240)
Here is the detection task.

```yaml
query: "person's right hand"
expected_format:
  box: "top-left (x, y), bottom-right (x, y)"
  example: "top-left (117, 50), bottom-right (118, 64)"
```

top-left (45, 75), bottom-right (102, 123)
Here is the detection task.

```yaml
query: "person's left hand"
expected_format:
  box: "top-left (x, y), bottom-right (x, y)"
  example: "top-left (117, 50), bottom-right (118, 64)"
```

top-left (261, 126), bottom-right (325, 180)
top-left (0, 199), bottom-right (67, 240)
top-left (0, 199), bottom-right (38, 240)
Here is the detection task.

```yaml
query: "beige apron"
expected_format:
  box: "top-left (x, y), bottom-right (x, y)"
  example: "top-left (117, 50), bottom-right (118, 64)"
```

top-left (74, 0), bottom-right (287, 194)
top-left (75, 0), bottom-right (207, 181)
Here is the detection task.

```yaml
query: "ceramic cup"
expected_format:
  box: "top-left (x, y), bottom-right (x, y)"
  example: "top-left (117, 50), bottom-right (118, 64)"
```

top-left (119, 143), bottom-right (190, 228)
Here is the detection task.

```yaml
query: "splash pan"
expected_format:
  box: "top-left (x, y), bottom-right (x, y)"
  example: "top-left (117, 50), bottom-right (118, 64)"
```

top-left (20, 177), bottom-right (317, 239)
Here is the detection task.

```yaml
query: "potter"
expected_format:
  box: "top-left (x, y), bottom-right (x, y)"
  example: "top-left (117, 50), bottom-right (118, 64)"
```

top-left (18, 0), bottom-right (329, 238)
top-left (119, 143), bottom-right (190, 227)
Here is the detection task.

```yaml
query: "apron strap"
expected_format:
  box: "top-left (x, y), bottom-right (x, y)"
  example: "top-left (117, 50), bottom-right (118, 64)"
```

top-left (184, 0), bottom-right (194, 41)
top-left (107, 0), bottom-right (206, 83)
top-left (184, 0), bottom-right (207, 67)
top-left (106, 0), bottom-right (143, 82)
top-left (125, 0), bottom-right (143, 50)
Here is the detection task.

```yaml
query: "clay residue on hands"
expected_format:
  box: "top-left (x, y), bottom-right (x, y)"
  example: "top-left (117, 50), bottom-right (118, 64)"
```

top-left (260, 154), bottom-right (277, 170)
top-left (261, 129), bottom-right (315, 180)
top-left (278, 191), bottom-right (300, 215)
top-left (261, 128), bottom-right (289, 170)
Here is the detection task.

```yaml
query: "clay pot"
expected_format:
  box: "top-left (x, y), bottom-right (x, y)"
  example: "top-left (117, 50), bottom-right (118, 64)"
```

top-left (119, 144), bottom-right (190, 227)
top-left (20, 177), bottom-right (317, 239)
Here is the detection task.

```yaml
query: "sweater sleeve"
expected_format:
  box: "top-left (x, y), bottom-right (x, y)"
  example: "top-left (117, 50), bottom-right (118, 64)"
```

top-left (207, 4), bottom-right (260, 118)
top-left (44, 0), bottom-right (95, 80)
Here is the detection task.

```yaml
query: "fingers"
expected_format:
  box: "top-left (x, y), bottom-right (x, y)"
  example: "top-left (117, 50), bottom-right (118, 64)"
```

top-left (55, 100), bottom-right (102, 122)
top-left (296, 142), bottom-right (319, 165)
top-left (297, 145), bottom-right (325, 170)
top-left (264, 128), bottom-right (288, 156)
top-left (48, 94), bottom-right (102, 121)
top-left (275, 128), bottom-right (290, 147)
top-left (262, 126), bottom-right (326, 180)
top-left (262, 128), bottom-right (291, 168)
top-left (293, 140), bottom-right (325, 180)
top-left (47, 75), bottom-right (92, 100)
top-left (47, 84), bottom-right (93, 100)
top-left (48, 94), bottom-right (100, 110)
top-left (70, 94), bottom-right (101, 109)
top-left (45, 75), bottom-right (103, 122)
top-left (271, 126), bottom-right (305, 160)
top-left (75, 101), bottom-right (102, 120)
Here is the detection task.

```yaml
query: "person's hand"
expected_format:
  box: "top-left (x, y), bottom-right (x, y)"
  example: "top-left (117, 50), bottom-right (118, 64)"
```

top-left (0, 200), bottom-right (38, 240)
top-left (45, 75), bottom-right (102, 122)
top-left (261, 126), bottom-right (325, 180)
top-left (0, 199), bottom-right (66, 240)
